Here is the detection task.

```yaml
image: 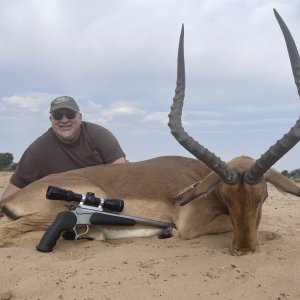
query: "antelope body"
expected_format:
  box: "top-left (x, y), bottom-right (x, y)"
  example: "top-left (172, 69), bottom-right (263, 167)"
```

top-left (1, 9), bottom-right (300, 255)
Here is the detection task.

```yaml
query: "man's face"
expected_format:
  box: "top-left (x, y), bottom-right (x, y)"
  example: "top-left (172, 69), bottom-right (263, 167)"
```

top-left (50, 109), bottom-right (82, 143)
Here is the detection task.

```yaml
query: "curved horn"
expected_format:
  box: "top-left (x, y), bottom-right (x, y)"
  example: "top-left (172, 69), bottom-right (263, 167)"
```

top-left (244, 9), bottom-right (300, 184)
top-left (168, 25), bottom-right (238, 185)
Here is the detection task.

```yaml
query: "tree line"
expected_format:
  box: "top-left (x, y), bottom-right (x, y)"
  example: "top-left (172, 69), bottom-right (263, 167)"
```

top-left (0, 152), bottom-right (18, 171)
top-left (281, 169), bottom-right (300, 182)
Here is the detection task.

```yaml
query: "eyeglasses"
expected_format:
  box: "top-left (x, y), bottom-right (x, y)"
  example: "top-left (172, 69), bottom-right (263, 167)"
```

top-left (51, 111), bottom-right (77, 120)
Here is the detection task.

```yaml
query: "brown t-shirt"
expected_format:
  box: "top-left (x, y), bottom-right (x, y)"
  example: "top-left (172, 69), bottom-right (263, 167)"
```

top-left (11, 121), bottom-right (125, 188)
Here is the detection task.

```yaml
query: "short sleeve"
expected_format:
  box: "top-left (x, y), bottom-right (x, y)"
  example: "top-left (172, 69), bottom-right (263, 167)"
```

top-left (91, 127), bottom-right (125, 163)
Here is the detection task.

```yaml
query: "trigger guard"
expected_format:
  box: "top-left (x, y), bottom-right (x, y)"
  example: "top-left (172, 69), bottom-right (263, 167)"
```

top-left (74, 225), bottom-right (89, 240)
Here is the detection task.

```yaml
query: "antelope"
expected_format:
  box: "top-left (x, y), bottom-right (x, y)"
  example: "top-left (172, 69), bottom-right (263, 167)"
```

top-left (0, 9), bottom-right (300, 255)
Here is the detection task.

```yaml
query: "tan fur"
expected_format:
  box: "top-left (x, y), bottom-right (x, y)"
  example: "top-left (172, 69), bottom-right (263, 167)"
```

top-left (0, 155), bottom-right (299, 255)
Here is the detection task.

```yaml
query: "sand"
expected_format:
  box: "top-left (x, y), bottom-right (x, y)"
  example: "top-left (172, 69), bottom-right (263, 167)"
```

top-left (0, 171), bottom-right (299, 300)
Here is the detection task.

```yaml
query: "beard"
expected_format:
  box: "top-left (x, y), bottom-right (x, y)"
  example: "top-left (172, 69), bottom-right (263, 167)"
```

top-left (55, 123), bottom-right (79, 142)
top-left (57, 127), bottom-right (74, 139)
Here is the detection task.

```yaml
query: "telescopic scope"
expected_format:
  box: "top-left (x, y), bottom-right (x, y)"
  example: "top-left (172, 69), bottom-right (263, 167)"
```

top-left (46, 185), bottom-right (124, 212)
top-left (46, 185), bottom-right (82, 202)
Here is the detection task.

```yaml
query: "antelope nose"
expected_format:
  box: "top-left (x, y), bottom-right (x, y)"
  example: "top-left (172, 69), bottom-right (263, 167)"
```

top-left (233, 249), bottom-right (256, 256)
top-left (231, 244), bottom-right (260, 256)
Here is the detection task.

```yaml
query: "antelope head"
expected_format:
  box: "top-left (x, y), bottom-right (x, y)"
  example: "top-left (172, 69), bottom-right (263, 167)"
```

top-left (168, 9), bottom-right (300, 255)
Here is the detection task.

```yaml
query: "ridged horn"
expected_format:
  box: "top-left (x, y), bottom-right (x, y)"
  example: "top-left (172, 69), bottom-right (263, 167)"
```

top-left (168, 24), bottom-right (238, 185)
top-left (244, 9), bottom-right (300, 184)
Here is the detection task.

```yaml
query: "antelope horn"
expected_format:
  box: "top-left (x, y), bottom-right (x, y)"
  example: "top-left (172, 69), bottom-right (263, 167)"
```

top-left (168, 24), bottom-right (238, 185)
top-left (244, 9), bottom-right (300, 184)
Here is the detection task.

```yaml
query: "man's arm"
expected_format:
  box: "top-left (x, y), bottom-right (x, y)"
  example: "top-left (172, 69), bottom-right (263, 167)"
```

top-left (112, 157), bottom-right (126, 164)
top-left (0, 157), bottom-right (124, 200)
top-left (0, 182), bottom-right (20, 201)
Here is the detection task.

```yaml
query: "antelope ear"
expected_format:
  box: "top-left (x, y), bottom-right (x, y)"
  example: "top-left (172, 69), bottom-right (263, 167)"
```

top-left (266, 169), bottom-right (300, 197)
top-left (181, 172), bottom-right (221, 205)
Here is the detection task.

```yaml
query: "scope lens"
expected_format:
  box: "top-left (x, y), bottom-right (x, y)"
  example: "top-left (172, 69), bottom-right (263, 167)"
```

top-left (46, 186), bottom-right (69, 200)
top-left (46, 185), bottom-right (82, 202)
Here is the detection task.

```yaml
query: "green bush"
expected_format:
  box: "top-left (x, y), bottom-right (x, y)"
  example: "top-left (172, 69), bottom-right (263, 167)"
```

top-left (281, 168), bottom-right (300, 182)
top-left (0, 152), bottom-right (14, 171)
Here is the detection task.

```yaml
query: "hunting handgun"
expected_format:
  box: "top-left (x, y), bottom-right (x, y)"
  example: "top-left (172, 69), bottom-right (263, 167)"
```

top-left (36, 185), bottom-right (175, 252)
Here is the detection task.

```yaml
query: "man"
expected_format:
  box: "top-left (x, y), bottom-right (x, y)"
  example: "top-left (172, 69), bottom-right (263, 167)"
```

top-left (0, 96), bottom-right (126, 201)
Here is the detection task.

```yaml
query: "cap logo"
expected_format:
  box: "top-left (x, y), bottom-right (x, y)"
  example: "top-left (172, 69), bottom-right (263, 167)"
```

top-left (55, 98), bottom-right (71, 103)
top-left (50, 96), bottom-right (80, 113)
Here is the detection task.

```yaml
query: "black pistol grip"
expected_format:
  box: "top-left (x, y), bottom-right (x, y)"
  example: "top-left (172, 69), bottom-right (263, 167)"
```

top-left (90, 213), bottom-right (136, 226)
top-left (36, 211), bottom-right (77, 252)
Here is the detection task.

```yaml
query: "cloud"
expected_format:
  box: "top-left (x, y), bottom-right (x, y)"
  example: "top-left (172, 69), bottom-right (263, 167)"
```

top-left (231, 104), bottom-right (300, 114)
top-left (184, 117), bottom-right (294, 128)
top-left (105, 102), bottom-right (145, 116)
top-left (82, 100), bottom-right (146, 124)
top-left (0, 1), bottom-right (300, 171)
top-left (1, 93), bottom-right (53, 112)
top-left (144, 112), bottom-right (168, 123)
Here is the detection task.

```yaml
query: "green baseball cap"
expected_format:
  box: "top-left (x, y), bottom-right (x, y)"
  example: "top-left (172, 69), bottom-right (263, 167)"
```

top-left (50, 96), bottom-right (80, 113)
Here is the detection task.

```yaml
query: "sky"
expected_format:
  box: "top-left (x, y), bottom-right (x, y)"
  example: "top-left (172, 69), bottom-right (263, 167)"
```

top-left (0, 0), bottom-right (300, 171)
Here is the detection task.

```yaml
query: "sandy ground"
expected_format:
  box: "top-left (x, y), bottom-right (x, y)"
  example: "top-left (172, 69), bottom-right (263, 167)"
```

top-left (0, 171), bottom-right (299, 300)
